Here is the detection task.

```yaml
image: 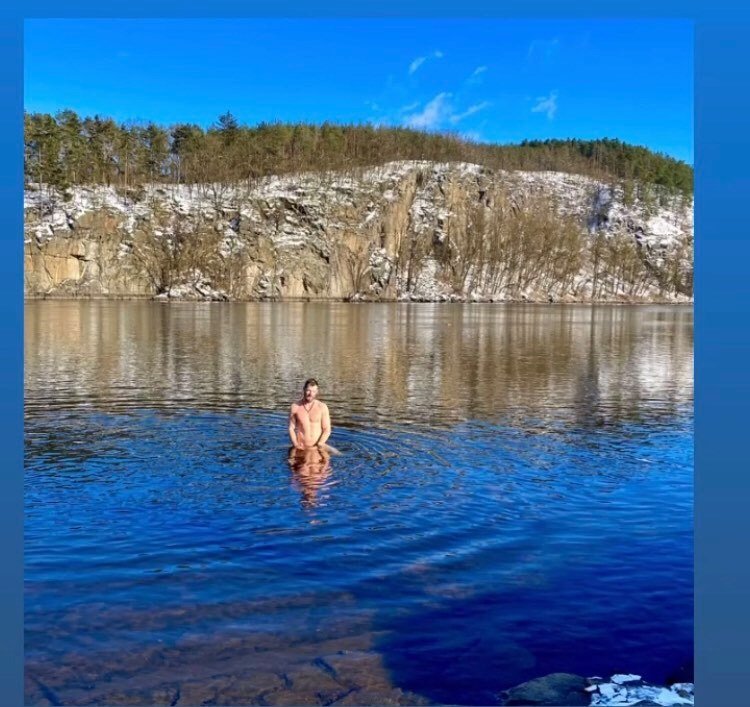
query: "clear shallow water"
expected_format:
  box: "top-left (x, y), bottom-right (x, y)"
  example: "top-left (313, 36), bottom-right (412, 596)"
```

top-left (25, 302), bottom-right (693, 705)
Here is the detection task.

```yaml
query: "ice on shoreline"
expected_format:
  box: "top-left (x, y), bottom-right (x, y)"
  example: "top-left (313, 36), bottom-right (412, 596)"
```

top-left (588, 675), bottom-right (693, 706)
top-left (501, 672), bottom-right (693, 706)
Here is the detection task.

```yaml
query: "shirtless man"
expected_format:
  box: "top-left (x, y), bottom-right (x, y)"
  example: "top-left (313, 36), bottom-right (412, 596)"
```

top-left (289, 378), bottom-right (332, 451)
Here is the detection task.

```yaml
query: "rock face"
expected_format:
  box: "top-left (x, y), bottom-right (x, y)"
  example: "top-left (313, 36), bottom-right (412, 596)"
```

top-left (24, 161), bottom-right (693, 302)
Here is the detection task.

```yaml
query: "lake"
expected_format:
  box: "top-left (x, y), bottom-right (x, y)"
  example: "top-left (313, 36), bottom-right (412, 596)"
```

top-left (25, 302), bottom-right (693, 706)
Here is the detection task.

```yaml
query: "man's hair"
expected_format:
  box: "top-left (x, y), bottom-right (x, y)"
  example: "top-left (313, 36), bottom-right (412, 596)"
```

top-left (303, 378), bottom-right (319, 390)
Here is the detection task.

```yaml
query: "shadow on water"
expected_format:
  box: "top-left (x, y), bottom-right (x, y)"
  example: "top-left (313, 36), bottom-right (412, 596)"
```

top-left (368, 579), bottom-right (694, 705)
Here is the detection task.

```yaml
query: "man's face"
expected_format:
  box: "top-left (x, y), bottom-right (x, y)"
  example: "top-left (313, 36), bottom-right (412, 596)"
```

top-left (304, 385), bottom-right (318, 402)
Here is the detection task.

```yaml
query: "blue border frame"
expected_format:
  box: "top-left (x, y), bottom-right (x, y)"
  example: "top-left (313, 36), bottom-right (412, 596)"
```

top-left (7, 4), bottom-right (748, 706)
top-left (1, 11), bottom-right (23, 707)
top-left (694, 21), bottom-right (750, 707)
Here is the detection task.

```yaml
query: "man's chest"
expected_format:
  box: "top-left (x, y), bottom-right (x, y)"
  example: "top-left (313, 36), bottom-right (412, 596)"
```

top-left (296, 407), bottom-right (322, 425)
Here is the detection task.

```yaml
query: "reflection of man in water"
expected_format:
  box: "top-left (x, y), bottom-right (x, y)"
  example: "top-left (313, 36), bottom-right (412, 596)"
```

top-left (287, 445), bottom-right (332, 509)
top-left (288, 378), bottom-right (332, 450)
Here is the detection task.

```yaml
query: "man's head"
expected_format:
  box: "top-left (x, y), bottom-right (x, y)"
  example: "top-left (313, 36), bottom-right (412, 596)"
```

top-left (303, 378), bottom-right (319, 402)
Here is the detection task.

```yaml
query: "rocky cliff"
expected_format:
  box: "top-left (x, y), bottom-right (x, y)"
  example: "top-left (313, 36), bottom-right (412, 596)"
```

top-left (24, 161), bottom-right (693, 302)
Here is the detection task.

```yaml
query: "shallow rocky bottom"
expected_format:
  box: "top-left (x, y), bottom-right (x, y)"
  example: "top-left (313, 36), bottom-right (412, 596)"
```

top-left (25, 629), bottom-right (434, 706)
top-left (26, 635), bottom-right (695, 707)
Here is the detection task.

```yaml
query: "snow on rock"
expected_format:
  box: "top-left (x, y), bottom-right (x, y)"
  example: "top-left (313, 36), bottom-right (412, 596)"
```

top-left (610, 674), bottom-right (643, 685)
top-left (368, 247), bottom-right (394, 294)
top-left (588, 675), bottom-right (693, 706)
top-left (24, 160), bottom-right (693, 301)
top-left (644, 215), bottom-right (683, 249)
top-left (154, 269), bottom-right (228, 301)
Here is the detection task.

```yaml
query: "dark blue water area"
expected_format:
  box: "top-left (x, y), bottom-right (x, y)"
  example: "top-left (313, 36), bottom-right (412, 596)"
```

top-left (25, 407), bottom-right (692, 704)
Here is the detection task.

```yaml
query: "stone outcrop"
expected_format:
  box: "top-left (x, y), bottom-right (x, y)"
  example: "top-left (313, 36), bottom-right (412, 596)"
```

top-left (500, 673), bottom-right (590, 705)
top-left (499, 673), bottom-right (694, 706)
top-left (24, 161), bottom-right (693, 302)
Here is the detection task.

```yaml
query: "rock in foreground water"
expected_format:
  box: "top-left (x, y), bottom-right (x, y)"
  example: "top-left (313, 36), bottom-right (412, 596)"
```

top-left (587, 675), bottom-right (693, 706)
top-left (499, 672), bottom-right (589, 705)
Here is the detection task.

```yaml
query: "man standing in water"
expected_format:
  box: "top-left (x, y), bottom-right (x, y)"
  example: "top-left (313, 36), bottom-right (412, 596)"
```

top-left (289, 378), bottom-right (332, 450)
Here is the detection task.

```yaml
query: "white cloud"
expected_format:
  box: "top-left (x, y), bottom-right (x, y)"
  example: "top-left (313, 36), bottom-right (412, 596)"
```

top-left (467, 65), bottom-right (488, 85)
top-left (399, 101), bottom-right (421, 113)
top-left (449, 101), bottom-right (491, 124)
top-left (409, 56), bottom-right (427, 74)
top-left (527, 38), bottom-right (560, 62)
top-left (531, 91), bottom-right (558, 120)
top-left (403, 95), bottom-right (491, 130)
top-left (404, 93), bottom-right (453, 129)
top-left (408, 50), bottom-right (444, 75)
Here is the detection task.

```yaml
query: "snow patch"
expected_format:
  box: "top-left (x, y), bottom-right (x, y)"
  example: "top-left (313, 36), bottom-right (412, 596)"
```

top-left (589, 676), bottom-right (693, 706)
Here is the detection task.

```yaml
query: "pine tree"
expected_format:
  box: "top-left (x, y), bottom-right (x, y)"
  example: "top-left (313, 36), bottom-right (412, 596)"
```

top-left (23, 110), bottom-right (693, 196)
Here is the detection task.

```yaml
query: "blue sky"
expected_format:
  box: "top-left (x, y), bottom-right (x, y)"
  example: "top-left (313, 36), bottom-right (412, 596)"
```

top-left (24, 19), bottom-right (693, 163)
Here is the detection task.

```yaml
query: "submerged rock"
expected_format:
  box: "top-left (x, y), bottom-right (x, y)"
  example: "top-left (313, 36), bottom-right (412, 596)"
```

top-left (500, 672), bottom-right (694, 707)
top-left (500, 672), bottom-right (589, 705)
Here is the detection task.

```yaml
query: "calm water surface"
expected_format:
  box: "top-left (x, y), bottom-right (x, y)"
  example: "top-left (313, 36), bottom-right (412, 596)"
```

top-left (25, 302), bottom-right (693, 705)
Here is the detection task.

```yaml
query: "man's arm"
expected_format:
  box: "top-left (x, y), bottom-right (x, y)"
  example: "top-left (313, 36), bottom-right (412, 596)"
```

top-left (316, 403), bottom-right (331, 447)
top-left (289, 406), bottom-right (303, 449)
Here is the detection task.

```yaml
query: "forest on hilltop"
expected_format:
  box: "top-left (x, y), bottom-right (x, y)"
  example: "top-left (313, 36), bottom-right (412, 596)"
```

top-left (24, 110), bottom-right (693, 196)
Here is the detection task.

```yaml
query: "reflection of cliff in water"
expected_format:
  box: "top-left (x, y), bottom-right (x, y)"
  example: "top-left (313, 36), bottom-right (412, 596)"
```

top-left (24, 302), bottom-right (693, 427)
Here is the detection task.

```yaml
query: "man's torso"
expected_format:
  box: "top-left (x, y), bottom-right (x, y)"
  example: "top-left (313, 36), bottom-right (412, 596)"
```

top-left (292, 400), bottom-right (325, 447)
